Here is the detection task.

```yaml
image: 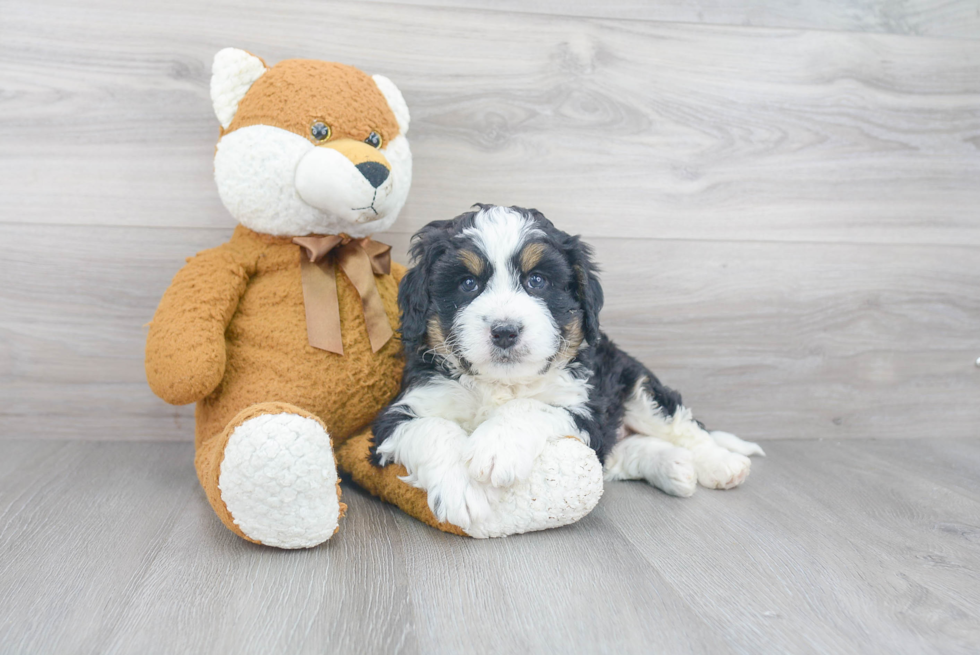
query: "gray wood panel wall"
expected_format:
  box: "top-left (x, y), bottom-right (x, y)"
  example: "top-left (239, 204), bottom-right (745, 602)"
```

top-left (1, 0), bottom-right (978, 442)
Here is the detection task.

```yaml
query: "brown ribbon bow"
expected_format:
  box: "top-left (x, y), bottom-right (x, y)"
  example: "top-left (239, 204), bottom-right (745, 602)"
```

top-left (292, 234), bottom-right (394, 355)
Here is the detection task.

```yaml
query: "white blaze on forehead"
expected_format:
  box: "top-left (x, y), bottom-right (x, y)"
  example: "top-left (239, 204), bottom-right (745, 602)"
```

top-left (453, 206), bottom-right (558, 379)
top-left (462, 206), bottom-right (543, 286)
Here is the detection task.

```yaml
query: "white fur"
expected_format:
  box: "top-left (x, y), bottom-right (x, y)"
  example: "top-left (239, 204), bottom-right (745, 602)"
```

top-left (394, 366), bottom-right (591, 435)
top-left (618, 379), bottom-right (754, 491)
top-left (213, 125), bottom-right (411, 237)
top-left (294, 146), bottom-right (394, 221)
top-left (711, 430), bottom-right (766, 457)
top-left (372, 75), bottom-right (410, 135)
top-left (455, 207), bottom-right (557, 379)
top-left (219, 413), bottom-right (340, 548)
top-left (210, 48), bottom-right (266, 129)
top-left (603, 436), bottom-right (697, 497)
top-left (374, 416), bottom-right (491, 528)
top-left (377, 366), bottom-right (593, 534)
top-left (375, 414), bottom-right (603, 538)
top-left (466, 437), bottom-right (604, 539)
top-left (465, 398), bottom-right (580, 487)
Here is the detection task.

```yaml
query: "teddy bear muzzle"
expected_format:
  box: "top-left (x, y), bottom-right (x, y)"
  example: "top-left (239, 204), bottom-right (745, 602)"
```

top-left (295, 138), bottom-right (394, 223)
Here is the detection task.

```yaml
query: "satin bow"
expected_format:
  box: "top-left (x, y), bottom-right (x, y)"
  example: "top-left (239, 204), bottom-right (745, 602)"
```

top-left (292, 234), bottom-right (394, 355)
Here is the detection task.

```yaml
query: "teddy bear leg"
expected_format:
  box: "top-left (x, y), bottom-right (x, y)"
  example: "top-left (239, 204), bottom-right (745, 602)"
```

top-left (337, 428), bottom-right (604, 539)
top-left (195, 402), bottom-right (346, 548)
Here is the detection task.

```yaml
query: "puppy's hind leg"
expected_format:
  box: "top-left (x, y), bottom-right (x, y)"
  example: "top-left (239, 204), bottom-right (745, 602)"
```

top-left (622, 379), bottom-right (751, 490)
top-left (710, 430), bottom-right (765, 457)
top-left (603, 435), bottom-right (697, 498)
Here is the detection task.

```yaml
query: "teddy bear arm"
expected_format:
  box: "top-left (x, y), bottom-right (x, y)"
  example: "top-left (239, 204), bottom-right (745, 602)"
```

top-left (145, 247), bottom-right (251, 405)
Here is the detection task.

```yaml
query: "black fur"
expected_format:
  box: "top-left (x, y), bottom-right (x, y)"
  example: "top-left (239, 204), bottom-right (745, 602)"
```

top-left (571, 333), bottom-right (684, 461)
top-left (372, 205), bottom-right (687, 465)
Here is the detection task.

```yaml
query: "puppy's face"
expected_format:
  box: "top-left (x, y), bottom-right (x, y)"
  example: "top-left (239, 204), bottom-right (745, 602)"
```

top-left (401, 206), bottom-right (603, 380)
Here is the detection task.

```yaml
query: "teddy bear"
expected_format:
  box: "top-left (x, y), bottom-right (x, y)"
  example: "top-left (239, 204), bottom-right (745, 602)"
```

top-left (145, 48), bottom-right (602, 548)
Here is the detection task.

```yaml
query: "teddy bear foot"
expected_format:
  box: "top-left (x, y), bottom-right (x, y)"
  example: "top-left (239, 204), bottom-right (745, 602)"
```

top-left (204, 404), bottom-right (345, 548)
top-left (464, 437), bottom-right (604, 539)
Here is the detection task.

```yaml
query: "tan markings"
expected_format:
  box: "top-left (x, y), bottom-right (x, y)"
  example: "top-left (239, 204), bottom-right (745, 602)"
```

top-left (427, 317), bottom-right (450, 354)
top-left (225, 59), bottom-right (400, 143)
top-left (458, 250), bottom-right (484, 276)
top-left (520, 242), bottom-right (546, 272)
top-left (553, 315), bottom-right (583, 366)
top-left (323, 138), bottom-right (391, 168)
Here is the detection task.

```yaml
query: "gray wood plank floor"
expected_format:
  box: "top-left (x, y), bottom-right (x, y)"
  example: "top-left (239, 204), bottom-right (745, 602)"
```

top-left (1, 438), bottom-right (978, 654)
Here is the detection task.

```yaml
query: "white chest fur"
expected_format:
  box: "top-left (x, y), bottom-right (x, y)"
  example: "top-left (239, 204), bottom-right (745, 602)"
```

top-left (399, 365), bottom-right (591, 434)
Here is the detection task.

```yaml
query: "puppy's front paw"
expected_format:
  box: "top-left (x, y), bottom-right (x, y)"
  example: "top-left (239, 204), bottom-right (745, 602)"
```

top-left (426, 465), bottom-right (491, 529)
top-left (465, 425), bottom-right (537, 488)
top-left (693, 445), bottom-right (751, 490)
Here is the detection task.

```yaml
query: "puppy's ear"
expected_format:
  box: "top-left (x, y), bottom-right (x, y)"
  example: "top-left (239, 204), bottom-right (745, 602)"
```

top-left (398, 221), bottom-right (454, 353)
top-left (562, 234), bottom-right (604, 346)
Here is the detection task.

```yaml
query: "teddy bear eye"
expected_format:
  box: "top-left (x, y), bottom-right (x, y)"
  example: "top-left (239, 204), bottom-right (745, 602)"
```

top-left (364, 131), bottom-right (382, 149)
top-left (311, 122), bottom-right (331, 141)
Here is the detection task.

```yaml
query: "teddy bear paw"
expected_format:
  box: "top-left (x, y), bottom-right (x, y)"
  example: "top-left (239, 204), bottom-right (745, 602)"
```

top-left (219, 412), bottom-right (342, 548)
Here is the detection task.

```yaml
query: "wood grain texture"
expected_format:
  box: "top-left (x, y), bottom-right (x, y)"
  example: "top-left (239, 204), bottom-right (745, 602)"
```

top-left (365, 0), bottom-right (980, 40)
top-left (1, 438), bottom-right (978, 654)
top-left (0, 0), bottom-right (977, 444)
top-left (2, 223), bottom-right (977, 442)
top-left (1, 0), bottom-right (978, 245)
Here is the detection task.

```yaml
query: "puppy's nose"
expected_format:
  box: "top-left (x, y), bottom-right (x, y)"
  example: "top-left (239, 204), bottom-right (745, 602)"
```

top-left (490, 323), bottom-right (521, 350)
top-left (355, 161), bottom-right (390, 189)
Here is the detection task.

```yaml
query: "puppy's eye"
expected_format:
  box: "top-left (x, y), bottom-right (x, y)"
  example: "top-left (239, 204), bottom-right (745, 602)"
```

top-left (459, 276), bottom-right (479, 293)
top-left (364, 131), bottom-right (382, 148)
top-left (525, 273), bottom-right (548, 290)
top-left (311, 122), bottom-right (331, 141)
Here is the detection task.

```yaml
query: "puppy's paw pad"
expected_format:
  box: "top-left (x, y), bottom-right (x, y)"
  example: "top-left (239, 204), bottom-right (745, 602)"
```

top-left (695, 450), bottom-right (751, 490)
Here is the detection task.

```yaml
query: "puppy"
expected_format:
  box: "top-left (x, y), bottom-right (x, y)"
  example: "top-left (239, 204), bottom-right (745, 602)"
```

top-left (372, 205), bottom-right (764, 529)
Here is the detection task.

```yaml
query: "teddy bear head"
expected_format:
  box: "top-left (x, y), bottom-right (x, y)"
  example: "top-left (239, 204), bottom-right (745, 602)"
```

top-left (209, 48), bottom-right (412, 238)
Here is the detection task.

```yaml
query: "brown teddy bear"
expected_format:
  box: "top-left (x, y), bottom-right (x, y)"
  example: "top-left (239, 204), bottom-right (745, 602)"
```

top-left (146, 49), bottom-right (602, 548)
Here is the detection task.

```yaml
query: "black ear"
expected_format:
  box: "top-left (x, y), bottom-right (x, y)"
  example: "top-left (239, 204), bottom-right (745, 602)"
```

top-left (562, 234), bottom-right (604, 346)
top-left (398, 220), bottom-right (454, 355)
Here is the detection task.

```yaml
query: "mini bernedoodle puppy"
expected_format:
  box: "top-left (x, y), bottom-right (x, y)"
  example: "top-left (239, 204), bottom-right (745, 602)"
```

top-left (372, 204), bottom-right (765, 529)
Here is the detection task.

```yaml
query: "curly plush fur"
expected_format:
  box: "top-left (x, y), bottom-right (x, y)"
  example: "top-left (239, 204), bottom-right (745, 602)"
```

top-left (146, 50), bottom-right (412, 547)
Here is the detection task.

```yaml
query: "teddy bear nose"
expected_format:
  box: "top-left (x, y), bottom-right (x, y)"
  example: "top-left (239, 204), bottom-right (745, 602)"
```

top-left (355, 161), bottom-right (390, 189)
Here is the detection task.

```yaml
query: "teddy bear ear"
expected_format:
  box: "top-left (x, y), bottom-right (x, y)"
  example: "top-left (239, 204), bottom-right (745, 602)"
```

top-left (372, 74), bottom-right (410, 136)
top-left (210, 48), bottom-right (268, 129)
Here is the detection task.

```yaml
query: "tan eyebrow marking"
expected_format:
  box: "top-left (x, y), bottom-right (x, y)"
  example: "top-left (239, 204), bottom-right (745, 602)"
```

top-left (520, 242), bottom-right (546, 272)
top-left (458, 250), bottom-right (484, 276)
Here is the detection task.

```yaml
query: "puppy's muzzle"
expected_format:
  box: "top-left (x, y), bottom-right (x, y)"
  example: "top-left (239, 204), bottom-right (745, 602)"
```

top-left (490, 322), bottom-right (522, 350)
